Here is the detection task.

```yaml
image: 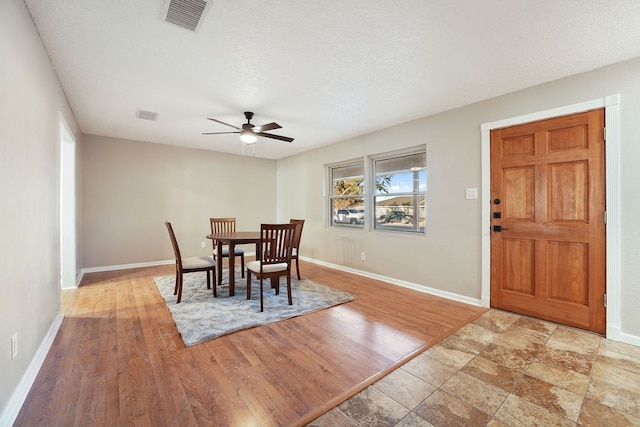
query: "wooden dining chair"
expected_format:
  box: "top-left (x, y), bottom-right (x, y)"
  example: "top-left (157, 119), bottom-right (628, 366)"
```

top-left (289, 218), bottom-right (305, 280)
top-left (209, 217), bottom-right (245, 279)
top-left (246, 223), bottom-right (297, 312)
top-left (165, 221), bottom-right (216, 303)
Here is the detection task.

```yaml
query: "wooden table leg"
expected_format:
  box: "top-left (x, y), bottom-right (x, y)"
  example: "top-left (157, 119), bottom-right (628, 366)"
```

top-left (216, 241), bottom-right (223, 289)
top-left (228, 242), bottom-right (236, 296)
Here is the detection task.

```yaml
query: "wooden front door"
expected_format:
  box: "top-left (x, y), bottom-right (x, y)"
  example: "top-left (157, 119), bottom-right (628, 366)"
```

top-left (490, 109), bottom-right (606, 333)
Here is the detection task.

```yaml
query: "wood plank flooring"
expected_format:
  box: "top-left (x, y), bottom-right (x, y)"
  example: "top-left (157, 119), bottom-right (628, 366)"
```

top-left (14, 261), bottom-right (486, 426)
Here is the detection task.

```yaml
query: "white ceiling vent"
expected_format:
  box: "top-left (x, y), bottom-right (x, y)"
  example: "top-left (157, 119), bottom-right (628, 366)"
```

top-left (162, 0), bottom-right (210, 32)
top-left (136, 109), bottom-right (159, 121)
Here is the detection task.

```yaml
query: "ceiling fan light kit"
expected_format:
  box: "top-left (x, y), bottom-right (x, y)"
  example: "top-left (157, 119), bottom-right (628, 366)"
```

top-left (203, 111), bottom-right (294, 146)
top-left (240, 129), bottom-right (257, 144)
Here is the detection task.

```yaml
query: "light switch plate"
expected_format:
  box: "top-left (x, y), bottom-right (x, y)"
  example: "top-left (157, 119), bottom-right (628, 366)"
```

top-left (465, 188), bottom-right (478, 199)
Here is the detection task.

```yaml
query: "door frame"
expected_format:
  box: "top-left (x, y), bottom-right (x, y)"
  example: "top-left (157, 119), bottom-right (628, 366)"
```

top-left (59, 112), bottom-right (77, 289)
top-left (481, 94), bottom-right (621, 340)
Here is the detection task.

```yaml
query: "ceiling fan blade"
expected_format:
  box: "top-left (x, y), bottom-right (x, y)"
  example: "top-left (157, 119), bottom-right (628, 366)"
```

top-left (258, 132), bottom-right (294, 143)
top-left (207, 118), bottom-right (241, 130)
top-left (201, 131), bottom-right (240, 135)
top-left (253, 122), bottom-right (282, 133)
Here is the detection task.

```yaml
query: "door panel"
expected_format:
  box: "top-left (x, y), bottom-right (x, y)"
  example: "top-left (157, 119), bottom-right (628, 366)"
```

top-left (547, 241), bottom-right (589, 304)
top-left (549, 161), bottom-right (588, 222)
top-left (504, 167), bottom-right (535, 220)
top-left (490, 109), bottom-right (606, 333)
top-left (503, 239), bottom-right (535, 294)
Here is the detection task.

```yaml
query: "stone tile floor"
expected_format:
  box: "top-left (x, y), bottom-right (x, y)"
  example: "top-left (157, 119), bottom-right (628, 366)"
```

top-left (308, 309), bottom-right (640, 427)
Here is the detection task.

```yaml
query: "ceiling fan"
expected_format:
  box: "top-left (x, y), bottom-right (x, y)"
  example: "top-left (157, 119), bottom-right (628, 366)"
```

top-left (202, 111), bottom-right (294, 144)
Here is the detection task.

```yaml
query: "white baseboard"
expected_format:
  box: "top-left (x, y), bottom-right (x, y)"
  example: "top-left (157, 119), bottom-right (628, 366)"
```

top-left (609, 323), bottom-right (640, 347)
top-left (0, 313), bottom-right (63, 427)
top-left (620, 331), bottom-right (640, 347)
top-left (60, 270), bottom-right (85, 290)
top-left (81, 253), bottom-right (259, 275)
top-left (82, 259), bottom-right (175, 274)
top-left (82, 256), bottom-right (481, 306)
top-left (301, 256), bottom-right (483, 307)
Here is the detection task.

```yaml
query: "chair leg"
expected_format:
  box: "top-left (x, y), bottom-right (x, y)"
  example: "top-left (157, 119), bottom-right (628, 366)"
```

top-left (246, 271), bottom-right (252, 300)
top-left (240, 253), bottom-right (245, 278)
top-left (174, 270), bottom-right (179, 295)
top-left (176, 273), bottom-right (183, 303)
top-left (210, 269), bottom-right (217, 297)
top-left (295, 258), bottom-right (301, 280)
top-left (259, 277), bottom-right (264, 312)
top-left (286, 274), bottom-right (292, 306)
top-left (272, 277), bottom-right (279, 294)
top-left (215, 256), bottom-right (223, 289)
top-left (206, 270), bottom-right (211, 290)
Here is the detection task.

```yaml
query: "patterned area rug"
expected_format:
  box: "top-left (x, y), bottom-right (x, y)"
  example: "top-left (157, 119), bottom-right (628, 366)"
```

top-left (154, 269), bottom-right (356, 346)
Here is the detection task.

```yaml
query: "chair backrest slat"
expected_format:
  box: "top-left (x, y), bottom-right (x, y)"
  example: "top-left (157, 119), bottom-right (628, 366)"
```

top-left (210, 217), bottom-right (237, 234)
top-left (260, 223), bottom-right (296, 266)
top-left (209, 217), bottom-right (238, 250)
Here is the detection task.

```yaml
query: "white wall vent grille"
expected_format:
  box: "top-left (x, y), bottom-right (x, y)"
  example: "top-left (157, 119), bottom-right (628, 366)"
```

top-left (162, 0), bottom-right (209, 32)
top-left (136, 110), bottom-right (159, 121)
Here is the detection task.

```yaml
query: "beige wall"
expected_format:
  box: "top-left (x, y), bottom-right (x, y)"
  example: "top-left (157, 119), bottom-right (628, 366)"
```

top-left (81, 135), bottom-right (278, 268)
top-left (4, 0), bottom-right (640, 419)
top-left (0, 0), bottom-right (82, 419)
top-left (277, 57), bottom-right (640, 340)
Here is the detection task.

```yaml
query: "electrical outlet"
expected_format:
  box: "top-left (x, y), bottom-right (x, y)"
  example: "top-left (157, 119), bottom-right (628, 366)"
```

top-left (10, 334), bottom-right (18, 360)
top-left (360, 252), bottom-right (366, 261)
top-left (201, 241), bottom-right (206, 248)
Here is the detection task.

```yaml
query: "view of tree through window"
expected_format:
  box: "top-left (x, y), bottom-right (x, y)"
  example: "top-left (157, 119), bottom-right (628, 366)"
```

top-left (329, 148), bottom-right (426, 232)
top-left (330, 163), bottom-right (365, 227)
top-left (374, 151), bottom-right (426, 232)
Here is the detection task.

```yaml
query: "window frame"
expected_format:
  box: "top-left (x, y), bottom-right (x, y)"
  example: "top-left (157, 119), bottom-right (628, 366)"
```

top-left (328, 160), bottom-right (366, 228)
top-left (371, 147), bottom-right (426, 233)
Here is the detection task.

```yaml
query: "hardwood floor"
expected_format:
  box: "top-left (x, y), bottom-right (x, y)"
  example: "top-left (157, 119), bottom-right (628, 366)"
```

top-left (15, 261), bottom-right (486, 426)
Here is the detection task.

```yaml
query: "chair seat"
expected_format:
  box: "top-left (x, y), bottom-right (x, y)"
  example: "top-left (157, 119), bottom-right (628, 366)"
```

top-left (246, 260), bottom-right (288, 274)
top-left (219, 247), bottom-right (245, 256)
top-left (182, 256), bottom-right (216, 269)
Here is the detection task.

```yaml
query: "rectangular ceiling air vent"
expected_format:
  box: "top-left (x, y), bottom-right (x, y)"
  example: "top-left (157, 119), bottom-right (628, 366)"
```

top-left (136, 110), bottom-right (159, 121)
top-left (162, 0), bottom-right (209, 32)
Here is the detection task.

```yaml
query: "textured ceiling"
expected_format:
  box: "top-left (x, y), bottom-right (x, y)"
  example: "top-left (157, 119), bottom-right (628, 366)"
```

top-left (24, 0), bottom-right (640, 159)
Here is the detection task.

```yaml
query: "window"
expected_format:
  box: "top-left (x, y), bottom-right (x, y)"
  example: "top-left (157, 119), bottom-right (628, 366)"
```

top-left (373, 151), bottom-right (426, 232)
top-left (328, 148), bottom-right (426, 233)
top-left (330, 162), bottom-right (365, 227)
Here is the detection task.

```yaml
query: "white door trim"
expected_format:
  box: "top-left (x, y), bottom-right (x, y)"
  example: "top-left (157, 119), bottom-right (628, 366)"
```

top-left (59, 112), bottom-right (77, 289)
top-left (480, 95), bottom-right (621, 340)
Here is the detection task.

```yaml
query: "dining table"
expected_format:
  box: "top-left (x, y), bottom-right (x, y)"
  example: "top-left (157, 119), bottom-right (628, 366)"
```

top-left (206, 231), bottom-right (262, 297)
